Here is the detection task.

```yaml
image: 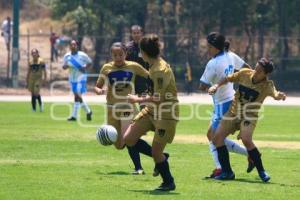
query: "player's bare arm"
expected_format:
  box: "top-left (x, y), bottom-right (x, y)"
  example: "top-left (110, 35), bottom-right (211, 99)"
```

top-left (208, 78), bottom-right (229, 95)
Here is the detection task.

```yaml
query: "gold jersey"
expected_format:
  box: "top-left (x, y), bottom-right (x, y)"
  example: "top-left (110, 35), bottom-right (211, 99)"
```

top-left (29, 57), bottom-right (45, 80)
top-left (226, 68), bottom-right (280, 118)
top-left (143, 58), bottom-right (179, 120)
top-left (96, 61), bottom-right (149, 106)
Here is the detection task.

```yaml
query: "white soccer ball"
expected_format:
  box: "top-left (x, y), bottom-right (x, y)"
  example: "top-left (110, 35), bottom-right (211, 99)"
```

top-left (96, 125), bottom-right (118, 146)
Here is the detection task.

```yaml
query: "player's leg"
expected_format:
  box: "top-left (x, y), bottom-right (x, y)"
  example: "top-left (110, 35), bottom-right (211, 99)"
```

top-left (212, 120), bottom-right (236, 180)
top-left (207, 125), bottom-right (222, 178)
top-left (239, 120), bottom-right (270, 182)
top-left (123, 113), bottom-right (153, 174)
top-left (68, 83), bottom-right (80, 121)
top-left (79, 81), bottom-right (92, 121)
top-left (152, 119), bottom-right (176, 191)
top-left (28, 80), bottom-right (36, 112)
top-left (34, 80), bottom-right (43, 112)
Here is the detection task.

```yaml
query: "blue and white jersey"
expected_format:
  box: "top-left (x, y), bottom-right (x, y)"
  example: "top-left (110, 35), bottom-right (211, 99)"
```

top-left (200, 51), bottom-right (245, 105)
top-left (63, 51), bottom-right (92, 83)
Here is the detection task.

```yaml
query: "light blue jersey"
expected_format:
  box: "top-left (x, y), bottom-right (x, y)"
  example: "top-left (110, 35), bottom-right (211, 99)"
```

top-left (63, 51), bottom-right (92, 83)
top-left (200, 51), bottom-right (245, 131)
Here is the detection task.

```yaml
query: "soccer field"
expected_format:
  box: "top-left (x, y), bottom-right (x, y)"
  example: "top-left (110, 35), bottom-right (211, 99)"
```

top-left (0, 102), bottom-right (300, 200)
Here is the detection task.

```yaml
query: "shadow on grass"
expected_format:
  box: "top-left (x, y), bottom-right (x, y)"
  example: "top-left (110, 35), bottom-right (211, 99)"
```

top-left (204, 177), bottom-right (300, 188)
top-left (129, 189), bottom-right (180, 196)
top-left (95, 170), bottom-right (130, 176)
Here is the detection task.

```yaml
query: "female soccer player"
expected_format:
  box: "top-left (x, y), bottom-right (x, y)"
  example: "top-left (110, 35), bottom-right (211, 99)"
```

top-left (124, 34), bottom-right (178, 191)
top-left (95, 42), bottom-right (154, 175)
top-left (199, 32), bottom-right (253, 178)
top-left (62, 40), bottom-right (92, 121)
top-left (26, 48), bottom-right (47, 112)
top-left (209, 58), bottom-right (286, 182)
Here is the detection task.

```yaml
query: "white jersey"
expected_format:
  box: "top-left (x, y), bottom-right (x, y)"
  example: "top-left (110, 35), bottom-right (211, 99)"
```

top-left (200, 51), bottom-right (245, 104)
top-left (1, 19), bottom-right (12, 33)
top-left (63, 51), bottom-right (92, 83)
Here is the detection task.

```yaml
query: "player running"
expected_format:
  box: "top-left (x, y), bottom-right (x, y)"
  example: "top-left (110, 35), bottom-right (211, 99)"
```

top-left (62, 40), bottom-right (92, 121)
top-left (199, 32), bottom-right (254, 178)
top-left (209, 58), bottom-right (286, 182)
top-left (26, 48), bottom-right (47, 112)
top-left (124, 34), bottom-right (178, 191)
top-left (95, 42), bottom-right (154, 175)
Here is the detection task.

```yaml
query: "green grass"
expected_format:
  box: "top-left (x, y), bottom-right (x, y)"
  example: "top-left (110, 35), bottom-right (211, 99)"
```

top-left (0, 102), bottom-right (300, 199)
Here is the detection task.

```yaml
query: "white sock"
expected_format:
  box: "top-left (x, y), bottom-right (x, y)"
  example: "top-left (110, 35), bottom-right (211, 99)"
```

top-left (72, 102), bottom-right (81, 118)
top-left (81, 102), bottom-right (91, 113)
top-left (209, 142), bottom-right (221, 169)
top-left (224, 138), bottom-right (248, 156)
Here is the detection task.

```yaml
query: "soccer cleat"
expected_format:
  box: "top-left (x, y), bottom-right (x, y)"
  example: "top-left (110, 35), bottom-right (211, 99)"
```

top-left (208, 168), bottom-right (222, 178)
top-left (131, 169), bottom-right (145, 175)
top-left (247, 156), bottom-right (255, 173)
top-left (214, 171), bottom-right (235, 180)
top-left (87, 111), bottom-right (92, 121)
top-left (155, 182), bottom-right (176, 191)
top-left (67, 117), bottom-right (77, 121)
top-left (258, 171), bottom-right (271, 182)
top-left (153, 153), bottom-right (170, 177)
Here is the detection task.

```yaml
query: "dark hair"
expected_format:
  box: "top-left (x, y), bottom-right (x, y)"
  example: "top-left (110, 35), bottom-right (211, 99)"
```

top-left (110, 42), bottom-right (127, 52)
top-left (31, 48), bottom-right (39, 56)
top-left (258, 58), bottom-right (274, 74)
top-left (131, 25), bottom-right (142, 32)
top-left (224, 40), bottom-right (230, 52)
top-left (70, 39), bottom-right (79, 46)
top-left (207, 32), bottom-right (225, 51)
top-left (139, 34), bottom-right (160, 58)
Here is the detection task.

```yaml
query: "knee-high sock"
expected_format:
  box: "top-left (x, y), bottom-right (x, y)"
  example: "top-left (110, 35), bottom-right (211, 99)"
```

top-left (224, 138), bottom-right (248, 156)
top-left (248, 148), bottom-right (264, 172)
top-left (37, 95), bottom-right (42, 107)
top-left (135, 139), bottom-right (152, 157)
top-left (81, 101), bottom-right (91, 113)
top-left (126, 145), bottom-right (142, 170)
top-left (71, 101), bottom-right (81, 118)
top-left (209, 142), bottom-right (221, 169)
top-left (216, 145), bottom-right (233, 173)
top-left (156, 159), bottom-right (174, 184)
top-left (31, 95), bottom-right (37, 110)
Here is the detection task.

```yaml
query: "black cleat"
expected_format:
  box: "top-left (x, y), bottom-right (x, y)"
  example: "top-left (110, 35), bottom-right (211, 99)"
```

top-left (67, 117), bottom-right (77, 121)
top-left (87, 111), bottom-right (92, 121)
top-left (155, 182), bottom-right (176, 191)
top-left (153, 153), bottom-right (170, 177)
top-left (214, 171), bottom-right (235, 180)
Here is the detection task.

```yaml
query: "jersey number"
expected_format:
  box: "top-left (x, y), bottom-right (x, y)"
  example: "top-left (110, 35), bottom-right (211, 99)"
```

top-left (224, 65), bottom-right (234, 76)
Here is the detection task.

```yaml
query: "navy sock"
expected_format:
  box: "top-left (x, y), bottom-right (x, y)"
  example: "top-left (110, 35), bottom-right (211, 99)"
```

top-left (37, 95), bottom-right (42, 107)
top-left (248, 148), bottom-right (264, 172)
top-left (126, 145), bottom-right (142, 170)
top-left (156, 159), bottom-right (174, 184)
top-left (135, 139), bottom-right (152, 157)
top-left (31, 95), bottom-right (36, 110)
top-left (217, 145), bottom-right (233, 173)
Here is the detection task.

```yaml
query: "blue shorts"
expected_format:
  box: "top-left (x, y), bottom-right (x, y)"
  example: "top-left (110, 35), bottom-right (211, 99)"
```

top-left (211, 100), bottom-right (232, 132)
top-left (71, 81), bottom-right (87, 94)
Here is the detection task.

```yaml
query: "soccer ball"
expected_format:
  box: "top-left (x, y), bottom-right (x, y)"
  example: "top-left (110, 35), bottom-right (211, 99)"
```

top-left (96, 125), bottom-right (118, 146)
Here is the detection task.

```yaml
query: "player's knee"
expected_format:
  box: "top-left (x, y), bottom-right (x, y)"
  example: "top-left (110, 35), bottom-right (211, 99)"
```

top-left (123, 134), bottom-right (135, 147)
top-left (114, 142), bottom-right (126, 150)
top-left (152, 148), bottom-right (164, 163)
top-left (241, 137), bottom-right (253, 148)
